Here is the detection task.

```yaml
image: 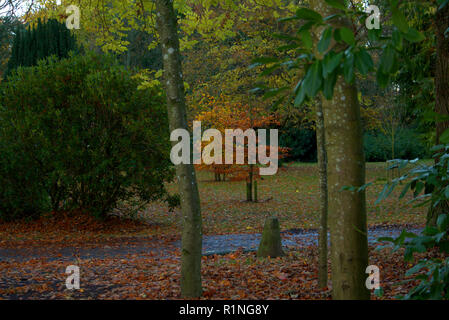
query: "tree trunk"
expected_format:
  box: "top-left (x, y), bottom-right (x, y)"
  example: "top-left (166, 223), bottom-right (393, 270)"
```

top-left (154, 0), bottom-right (203, 298)
top-left (429, 4), bottom-right (449, 228)
top-left (254, 179), bottom-right (258, 202)
top-left (247, 164), bottom-right (254, 201)
top-left (310, 0), bottom-right (370, 300)
top-left (316, 98), bottom-right (329, 289)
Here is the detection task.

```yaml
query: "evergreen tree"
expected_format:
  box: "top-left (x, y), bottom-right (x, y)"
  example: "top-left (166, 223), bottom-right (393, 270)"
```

top-left (5, 19), bottom-right (77, 77)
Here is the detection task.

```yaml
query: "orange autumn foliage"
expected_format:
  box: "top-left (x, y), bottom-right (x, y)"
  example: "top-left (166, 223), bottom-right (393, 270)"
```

top-left (193, 94), bottom-right (288, 181)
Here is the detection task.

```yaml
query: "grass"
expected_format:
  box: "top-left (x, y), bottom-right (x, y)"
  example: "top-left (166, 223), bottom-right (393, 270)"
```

top-left (0, 161), bottom-right (429, 242)
top-left (141, 161), bottom-right (428, 236)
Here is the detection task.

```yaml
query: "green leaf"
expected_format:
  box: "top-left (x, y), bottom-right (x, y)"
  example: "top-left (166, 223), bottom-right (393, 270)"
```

top-left (303, 61), bottom-right (323, 97)
top-left (318, 27), bottom-right (333, 53)
top-left (333, 28), bottom-right (342, 42)
top-left (391, 7), bottom-right (409, 33)
top-left (323, 51), bottom-right (343, 77)
top-left (379, 45), bottom-right (395, 74)
top-left (325, 0), bottom-right (346, 10)
top-left (343, 51), bottom-right (354, 83)
top-left (296, 8), bottom-right (322, 22)
top-left (298, 21), bottom-right (315, 33)
top-left (354, 48), bottom-right (373, 75)
top-left (299, 29), bottom-right (313, 50)
top-left (437, 214), bottom-right (448, 231)
top-left (323, 14), bottom-right (341, 22)
top-left (392, 30), bottom-right (403, 51)
top-left (403, 28), bottom-right (425, 43)
top-left (339, 27), bottom-right (355, 45)
top-left (294, 82), bottom-right (307, 107)
top-left (367, 29), bottom-right (380, 42)
top-left (323, 71), bottom-right (337, 100)
top-left (439, 128), bottom-right (449, 144)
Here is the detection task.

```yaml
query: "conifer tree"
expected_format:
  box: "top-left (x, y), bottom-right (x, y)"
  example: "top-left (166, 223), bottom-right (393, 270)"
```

top-left (5, 19), bottom-right (77, 77)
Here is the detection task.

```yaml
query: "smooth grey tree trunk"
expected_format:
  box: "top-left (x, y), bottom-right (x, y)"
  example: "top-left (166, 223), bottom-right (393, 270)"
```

top-left (154, 0), bottom-right (203, 298)
top-left (310, 0), bottom-right (370, 300)
top-left (316, 99), bottom-right (328, 288)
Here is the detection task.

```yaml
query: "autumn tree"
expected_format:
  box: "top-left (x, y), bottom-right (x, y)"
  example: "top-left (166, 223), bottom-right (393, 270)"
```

top-left (194, 94), bottom-right (287, 202)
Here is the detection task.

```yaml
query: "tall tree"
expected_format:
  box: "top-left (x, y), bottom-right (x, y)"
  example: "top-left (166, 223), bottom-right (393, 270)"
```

top-left (316, 98), bottom-right (328, 289)
top-left (153, 0), bottom-right (203, 298)
top-left (429, 2), bottom-right (449, 227)
top-left (5, 18), bottom-right (76, 77)
top-left (308, 0), bottom-right (369, 299)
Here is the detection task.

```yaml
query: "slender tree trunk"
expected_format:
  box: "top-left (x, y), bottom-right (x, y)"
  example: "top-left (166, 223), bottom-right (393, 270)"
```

top-left (254, 179), bottom-right (258, 202)
top-left (316, 98), bottom-right (328, 289)
top-left (310, 0), bottom-right (370, 300)
top-left (429, 4), bottom-right (449, 227)
top-left (154, 0), bottom-right (203, 298)
top-left (247, 164), bottom-right (254, 201)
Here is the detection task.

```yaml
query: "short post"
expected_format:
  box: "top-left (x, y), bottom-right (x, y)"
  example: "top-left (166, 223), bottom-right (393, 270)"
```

top-left (257, 216), bottom-right (284, 258)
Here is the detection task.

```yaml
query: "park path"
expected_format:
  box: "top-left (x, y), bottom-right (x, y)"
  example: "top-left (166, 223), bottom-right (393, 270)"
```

top-left (0, 225), bottom-right (421, 262)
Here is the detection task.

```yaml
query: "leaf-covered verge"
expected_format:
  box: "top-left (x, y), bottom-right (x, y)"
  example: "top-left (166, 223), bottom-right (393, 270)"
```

top-left (0, 245), bottom-right (442, 300)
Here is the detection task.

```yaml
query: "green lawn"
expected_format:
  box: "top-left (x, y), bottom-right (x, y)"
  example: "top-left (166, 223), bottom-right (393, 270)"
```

top-left (141, 161), bottom-right (428, 235)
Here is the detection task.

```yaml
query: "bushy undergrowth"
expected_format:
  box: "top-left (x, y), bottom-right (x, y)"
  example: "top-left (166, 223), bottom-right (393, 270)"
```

top-left (0, 53), bottom-right (176, 220)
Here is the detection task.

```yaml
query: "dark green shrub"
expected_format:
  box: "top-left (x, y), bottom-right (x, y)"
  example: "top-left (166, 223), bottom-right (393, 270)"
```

top-left (279, 127), bottom-right (317, 162)
top-left (363, 128), bottom-right (429, 162)
top-left (0, 53), bottom-right (175, 220)
top-left (0, 129), bottom-right (51, 220)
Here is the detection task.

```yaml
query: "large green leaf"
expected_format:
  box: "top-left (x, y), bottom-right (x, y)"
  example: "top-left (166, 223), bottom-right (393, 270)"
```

top-left (303, 61), bottom-right (323, 97)
top-left (339, 27), bottom-right (355, 45)
top-left (294, 81), bottom-right (307, 107)
top-left (403, 28), bottom-right (425, 43)
top-left (379, 45), bottom-right (395, 74)
top-left (343, 51), bottom-right (354, 83)
top-left (391, 7), bottom-right (409, 33)
top-left (354, 48), bottom-right (373, 75)
top-left (439, 128), bottom-right (449, 144)
top-left (322, 51), bottom-right (343, 77)
top-left (296, 8), bottom-right (322, 22)
top-left (318, 27), bottom-right (333, 53)
top-left (323, 71), bottom-right (337, 100)
top-left (436, 214), bottom-right (448, 231)
top-left (299, 29), bottom-right (313, 50)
